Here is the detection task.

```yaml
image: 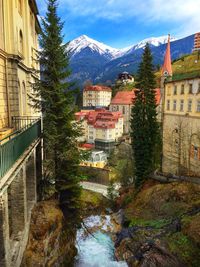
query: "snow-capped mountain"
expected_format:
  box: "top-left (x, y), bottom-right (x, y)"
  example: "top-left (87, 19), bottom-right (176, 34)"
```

top-left (67, 34), bottom-right (177, 60)
top-left (123, 35), bottom-right (177, 56)
top-left (67, 35), bottom-right (119, 60)
top-left (66, 34), bottom-right (194, 86)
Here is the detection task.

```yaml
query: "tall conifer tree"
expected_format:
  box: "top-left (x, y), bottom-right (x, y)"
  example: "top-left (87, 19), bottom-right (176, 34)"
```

top-left (131, 44), bottom-right (160, 187)
top-left (33, 0), bottom-right (82, 224)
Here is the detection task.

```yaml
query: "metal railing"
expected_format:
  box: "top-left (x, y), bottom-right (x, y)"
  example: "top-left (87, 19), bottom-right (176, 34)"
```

top-left (0, 119), bottom-right (41, 178)
top-left (12, 116), bottom-right (40, 131)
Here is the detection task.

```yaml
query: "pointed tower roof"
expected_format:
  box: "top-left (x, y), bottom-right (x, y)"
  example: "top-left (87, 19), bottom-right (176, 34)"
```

top-left (161, 34), bottom-right (172, 76)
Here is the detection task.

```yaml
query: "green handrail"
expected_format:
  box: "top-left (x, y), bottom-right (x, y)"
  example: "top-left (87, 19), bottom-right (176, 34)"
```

top-left (0, 119), bottom-right (41, 178)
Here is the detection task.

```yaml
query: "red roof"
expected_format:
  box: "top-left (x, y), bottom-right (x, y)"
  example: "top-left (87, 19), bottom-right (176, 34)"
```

top-left (161, 34), bottom-right (172, 76)
top-left (84, 85), bottom-right (112, 92)
top-left (111, 90), bottom-right (136, 105)
top-left (75, 109), bottom-right (123, 129)
top-left (80, 143), bottom-right (94, 149)
top-left (111, 89), bottom-right (161, 105)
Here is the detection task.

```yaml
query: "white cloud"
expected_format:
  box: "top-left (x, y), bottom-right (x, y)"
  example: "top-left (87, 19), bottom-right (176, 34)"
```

top-left (37, 0), bottom-right (200, 37)
top-left (58, 0), bottom-right (200, 36)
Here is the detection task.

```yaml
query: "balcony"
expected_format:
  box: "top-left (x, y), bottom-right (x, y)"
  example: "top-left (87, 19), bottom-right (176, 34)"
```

top-left (0, 117), bottom-right (42, 178)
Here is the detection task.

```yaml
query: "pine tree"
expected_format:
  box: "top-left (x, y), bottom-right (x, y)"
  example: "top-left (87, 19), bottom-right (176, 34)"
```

top-left (33, 0), bottom-right (82, 224)
top-left (131, 44), bottom-right (160, 187)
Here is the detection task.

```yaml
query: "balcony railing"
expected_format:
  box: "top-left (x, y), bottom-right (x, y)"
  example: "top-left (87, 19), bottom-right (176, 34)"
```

top-left (0, 119), bottom-right (41, 178)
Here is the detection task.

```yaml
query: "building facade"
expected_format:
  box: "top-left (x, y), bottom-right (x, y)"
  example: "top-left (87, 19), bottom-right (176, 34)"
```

top-left (0, 0), bottom-right (40, 138)
top-left (110, 90), bottom-right (161, 134)
top-left (193, 32), bottom-right (200, 52)
top-left (162, 75), bottom-right (200, 176)
top-left (83, 85), bottom-right (112, 108)
top-left (80, 151), bottom-right (107, 168)
top-left (0, 1), bottom-right (42, 266)
top-left (162, 35), bottom-right (200, 176)
top-left (75, 109), bottom-right (124, 151)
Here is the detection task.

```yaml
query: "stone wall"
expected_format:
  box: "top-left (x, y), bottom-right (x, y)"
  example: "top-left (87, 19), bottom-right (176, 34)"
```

top-left (0, 140), bottom-right (42, 267)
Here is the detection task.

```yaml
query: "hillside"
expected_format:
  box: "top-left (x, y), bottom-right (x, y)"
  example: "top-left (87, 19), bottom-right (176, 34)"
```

top-left (155, 51), bottom-right (200, 86)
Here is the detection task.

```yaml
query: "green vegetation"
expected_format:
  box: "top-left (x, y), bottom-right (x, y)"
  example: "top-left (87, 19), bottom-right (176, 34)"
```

top-left (166, 232), bottom-right (200, 267)
top-left (131, 44), bottom-right (161, 188)
top-left (33, 0), bottom-right (83, 225)
top-left (129, 218), bottom-right (170, 228)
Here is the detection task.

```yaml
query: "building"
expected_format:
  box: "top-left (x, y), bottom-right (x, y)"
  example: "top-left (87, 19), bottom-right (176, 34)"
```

top-left (0, 1), bottom-right (42, 266)
top-left (110, 90), bottom-right (162, 134)
top-left (80, 151), bottom-right (107, 168)
top-left (75, 109), bottom-right (124, 152)
top-left (83, 85), bottom-right (112, 108)
top-left (193, 32), bottom-right (200, 52)
top-left (117, 72), bottom-right (134, 84)
top-left (162, 36), bottom-right (200, 176)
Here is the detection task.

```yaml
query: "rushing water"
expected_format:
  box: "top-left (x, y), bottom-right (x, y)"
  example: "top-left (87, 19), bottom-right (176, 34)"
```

top-left (74, 215), bottom-right (128, 267)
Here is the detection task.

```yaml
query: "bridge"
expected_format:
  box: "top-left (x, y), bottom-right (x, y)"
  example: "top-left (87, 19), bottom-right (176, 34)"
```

top-left (80, 181), bottom-right (120, 198)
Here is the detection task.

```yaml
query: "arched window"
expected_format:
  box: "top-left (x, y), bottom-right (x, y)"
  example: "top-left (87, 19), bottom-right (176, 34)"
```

top-left (18, 0), bottom-right (22, 15)
top-left (19, 30), bottom-right (23, 54)
top-left (22, 82), bottom-right (27, 115)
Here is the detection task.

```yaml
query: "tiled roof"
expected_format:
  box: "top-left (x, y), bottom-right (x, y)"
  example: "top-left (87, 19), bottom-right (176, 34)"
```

top-left (84, 85), bottom-right (112, 92)
top-left (75, 109), bottom-right (123, 129)
top-left (110, 89), bottom-right (161, 105)
top-left (111, 90), bottom-right (136, 105)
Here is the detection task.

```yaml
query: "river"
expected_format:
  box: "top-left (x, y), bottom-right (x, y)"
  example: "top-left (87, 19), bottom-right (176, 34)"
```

top-left (74, 215), bottom-right (128, 267)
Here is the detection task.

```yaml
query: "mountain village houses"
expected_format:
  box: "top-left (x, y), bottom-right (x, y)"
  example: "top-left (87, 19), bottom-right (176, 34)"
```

top-left (76, 34), bottom-right (200, 177)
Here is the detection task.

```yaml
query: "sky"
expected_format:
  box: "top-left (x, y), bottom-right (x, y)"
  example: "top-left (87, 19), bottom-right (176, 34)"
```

top-left (36, 0), bottom-right (200, 49)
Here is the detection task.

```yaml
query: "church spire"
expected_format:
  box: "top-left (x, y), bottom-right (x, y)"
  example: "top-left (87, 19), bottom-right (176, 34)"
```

top-left (162, 34), bottom-right (172, 76)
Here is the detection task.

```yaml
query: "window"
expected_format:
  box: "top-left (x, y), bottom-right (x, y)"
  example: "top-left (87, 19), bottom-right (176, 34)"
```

top-left (198, 83), bottom-right (200, 94)
top-left (123, 106), bottom-right (125, 114)
top-left (194, 146), bottom-right (198, 160)
top-left (167, 100), bottom-right (170, 110)
top-left (197, 100), bottom-right (200, 112)
top-left (167, 86), bottom-right (171, 96)
top-left (181, 84), bottom-right (184, 94)
top-left (18, 0), bottom-right (22, 15)
top-left (189, 84), bottom-right (193, 94)
top-left (173, 85), bottom-right (177, 95)
top-left (188, 99), bottom-right (192, 112)
top-left (22, 82), bottom-right (26, 115)
top-left (180, 100), bottom-right (184, 112)
top-left (173, 100), bottom-right (177, 111)
top-left (19, 30), bottom-right (23, 54)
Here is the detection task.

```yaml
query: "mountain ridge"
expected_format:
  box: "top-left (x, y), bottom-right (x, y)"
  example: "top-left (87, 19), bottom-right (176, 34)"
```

top-left (67, 34), bottom-right (195, 86)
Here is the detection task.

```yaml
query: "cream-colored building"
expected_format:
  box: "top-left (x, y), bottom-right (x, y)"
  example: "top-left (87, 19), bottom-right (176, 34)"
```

top-left (83, 85), bottom-right (112, 108)
top-left (161, 36), bottom-right (200, 176)
top-left (0, 1), bottom-right (42, 267)
top-left (75, 109), bottom-right (124, 150)
top-left (162, 75), bottom-right (200, 176)
top-left (0, 0), bottom-right (40, 138)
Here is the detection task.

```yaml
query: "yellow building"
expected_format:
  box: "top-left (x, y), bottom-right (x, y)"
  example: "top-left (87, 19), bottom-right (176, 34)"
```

top-left (0, 1), bottom-right (42, 266)
top-left (162, 37), bottom-right (200, 176)
top-left (83, 85), bottom-right (112, 108)
top-left (80, 151), bottom-right (107, 168)
top-left (0, 0), bottom-right (40, 138)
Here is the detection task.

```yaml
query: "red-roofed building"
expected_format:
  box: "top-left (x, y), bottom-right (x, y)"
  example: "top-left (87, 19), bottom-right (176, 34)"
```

top-left (110, 89), bottom-right (161, 134)
top-left (75, 109), bottom-right (123, 152)
top-left (83, 85), bottom-right (112, 108)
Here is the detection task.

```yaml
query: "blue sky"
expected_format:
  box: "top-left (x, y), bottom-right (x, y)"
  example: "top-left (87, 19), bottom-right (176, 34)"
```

top-left (36, 0), bottom-right (200, 48)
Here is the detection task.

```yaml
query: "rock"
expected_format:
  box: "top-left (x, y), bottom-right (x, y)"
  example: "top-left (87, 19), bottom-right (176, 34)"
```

top-left (22, 200), bottom-right (77, 267)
